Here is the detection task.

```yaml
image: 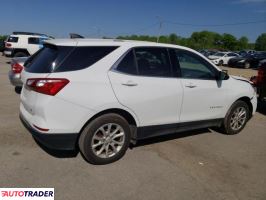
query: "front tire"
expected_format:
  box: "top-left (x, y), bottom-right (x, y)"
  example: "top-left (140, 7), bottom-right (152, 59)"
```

top-left (221, 101), bottom-right (250, 135)
top-left (79, 113), bottom-right (131, 165)
top-left (218, 60), bottom-right (223, 66)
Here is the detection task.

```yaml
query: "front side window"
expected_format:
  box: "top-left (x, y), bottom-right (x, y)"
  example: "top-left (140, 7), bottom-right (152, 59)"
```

top-left (176, 50), bottom-right (217, 80)
top-left (134, 47), bottom-right (171, 77)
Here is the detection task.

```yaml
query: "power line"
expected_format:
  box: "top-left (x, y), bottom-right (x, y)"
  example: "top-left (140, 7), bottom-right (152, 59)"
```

top-left (164, 19), bottom-right (266, 27)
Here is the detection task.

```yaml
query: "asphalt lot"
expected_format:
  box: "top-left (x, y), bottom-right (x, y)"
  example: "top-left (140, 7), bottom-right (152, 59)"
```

top-left (0, 55), bottom-right (266, 200)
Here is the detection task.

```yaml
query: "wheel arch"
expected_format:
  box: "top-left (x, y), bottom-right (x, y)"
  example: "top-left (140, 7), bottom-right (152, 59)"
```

top-left (79, 108), bottom-right (138, 140)
top-left (235, 96), bottom-right (253, 117)
top-left (12, 48), bottom-right (30, 57)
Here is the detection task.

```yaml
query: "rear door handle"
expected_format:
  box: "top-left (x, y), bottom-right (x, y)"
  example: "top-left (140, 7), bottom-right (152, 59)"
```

top-left (121, 81), bottom-right (138, 87)
top-left (185, 83), bottom-right (197, 88)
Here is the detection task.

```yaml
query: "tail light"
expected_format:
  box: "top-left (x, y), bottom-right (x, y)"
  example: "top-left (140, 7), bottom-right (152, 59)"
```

top-left (26, 78), bottom-right (69, 96)
top-left (5, 43), bottom-right (11, 47)
top-left (11, 62), bottom-right (24, 74)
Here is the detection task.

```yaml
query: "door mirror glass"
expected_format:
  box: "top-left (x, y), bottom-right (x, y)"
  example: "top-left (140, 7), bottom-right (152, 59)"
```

top-left (217, 70), bottom-right (229, 80)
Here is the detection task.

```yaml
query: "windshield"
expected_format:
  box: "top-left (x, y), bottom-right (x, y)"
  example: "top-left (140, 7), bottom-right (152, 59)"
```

top-left (214, 52), bottom-right (225, 57)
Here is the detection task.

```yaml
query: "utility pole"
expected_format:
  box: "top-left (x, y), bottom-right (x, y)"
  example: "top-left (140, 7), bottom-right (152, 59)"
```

top-left (156, 16), bottom-right (163, 43)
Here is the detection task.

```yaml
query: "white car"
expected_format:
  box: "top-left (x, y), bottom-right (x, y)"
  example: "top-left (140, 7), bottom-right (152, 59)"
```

top-left (4, 32), bottom-right (52, 57)
top-left (208, 52), bottom-right (239, 66)
top-left (20, 39), bottom-right (257, 164)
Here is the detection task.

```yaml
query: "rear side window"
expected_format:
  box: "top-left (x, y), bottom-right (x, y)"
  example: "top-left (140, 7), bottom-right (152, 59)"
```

top-left (56, 46), bottom-right (118, 72)
top-left (28, 37), bottom-right (48, 45)
top-left (135, 47), bottom-right (172, 77)
top-left (28, 37), bottom-right (40, 44)
top-left (7, 37), bottom-right (18, 43)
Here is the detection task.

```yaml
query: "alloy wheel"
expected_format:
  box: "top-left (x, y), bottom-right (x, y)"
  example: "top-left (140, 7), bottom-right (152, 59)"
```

top-left (230, 107), bottom-right (247, 131)
top-left (91, 123), bottom-right (125, 158)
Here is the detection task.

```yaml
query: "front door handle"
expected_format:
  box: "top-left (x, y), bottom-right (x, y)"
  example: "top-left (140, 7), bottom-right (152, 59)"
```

top-left (122, 81), bottom-right (138, 87)
top-left (185, 83), bottom-right (197, 88)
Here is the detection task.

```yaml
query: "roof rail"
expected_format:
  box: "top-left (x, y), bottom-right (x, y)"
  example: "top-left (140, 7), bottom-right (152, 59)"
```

top-left (12, 31), bottom-right (50, 37)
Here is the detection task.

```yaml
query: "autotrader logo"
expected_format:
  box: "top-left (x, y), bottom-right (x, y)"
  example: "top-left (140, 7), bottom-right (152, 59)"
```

top-left (0, 188), bottom-right (54, 200)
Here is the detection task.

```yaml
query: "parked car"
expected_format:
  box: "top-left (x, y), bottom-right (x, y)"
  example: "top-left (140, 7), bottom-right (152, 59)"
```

top-left (0, 40), bottom-right (5, 52)
top-left (20, 39), bottom-right (257, 164)
top-left (199, 49), bottom-right (218, 57)
top-left (238, 50), bottom-right (256, 56)
top-left (4, 32), bottom-right (52, 57)
top-left (208, 52), bottom-right (239, 66)
top-left (228, 51), bottom-right (266, 69)
top-left (8, 56), bottom-right (28, 87)
top-left (250, 59), bottom-right (266, 101)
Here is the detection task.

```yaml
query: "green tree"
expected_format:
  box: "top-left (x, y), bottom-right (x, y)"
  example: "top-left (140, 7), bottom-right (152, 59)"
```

top-left (169, 33), bottom-right (179, 44)
top-left (222, 33), bottom-right (238, 50)
top-left (238, 36), bottom-right (249, 50)
top-left (0, 35), bottom-right (7, 41)
top-left (255, 33), bottom-right (266, 51)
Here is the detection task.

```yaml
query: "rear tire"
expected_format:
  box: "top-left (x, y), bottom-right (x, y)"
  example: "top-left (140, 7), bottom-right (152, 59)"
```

top-left (221, 101), bottom-right (250, 135)
top-left (79, 113), bottom-right (131, 165)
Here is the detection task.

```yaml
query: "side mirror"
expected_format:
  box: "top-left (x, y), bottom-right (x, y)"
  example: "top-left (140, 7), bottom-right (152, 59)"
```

top-left (216, 70), bottom-right (229, 80)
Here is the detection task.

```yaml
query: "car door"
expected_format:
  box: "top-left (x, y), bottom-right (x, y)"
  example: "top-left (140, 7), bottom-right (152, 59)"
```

top-left (108, 47), bottom-right (183, 127)
top-left (225, 53), bottom-right (237, 65)
top-left (171, 49), bottom-right (228, 122)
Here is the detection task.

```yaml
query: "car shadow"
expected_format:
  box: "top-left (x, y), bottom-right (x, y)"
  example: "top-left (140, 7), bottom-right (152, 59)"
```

top-left (6, 61), bottom-right (11, 64)
top-left (132, 128), bottom-right (211, 148)
top-left (33, 138), bottom-right (79, 158)
top-left (257, 100), bottom-right (266, 115)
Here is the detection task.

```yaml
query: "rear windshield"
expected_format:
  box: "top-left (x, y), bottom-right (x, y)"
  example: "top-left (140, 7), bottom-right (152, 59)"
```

top-left (25, 45), bottom-right (118, 73)
top-left (7, 36), bottom-right (18, 43)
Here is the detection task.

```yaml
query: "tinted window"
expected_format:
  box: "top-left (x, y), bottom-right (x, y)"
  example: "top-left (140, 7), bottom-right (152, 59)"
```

top-left (25, 45), bottom-right (73, 73)
top-left (116, 50), bottom-right (137, 75)
top-left (25, 46), bottom-right (118, 73)
top-left (7, 37), bottom-right (18, 43)
top-left (135, 47), bottom-right (171, 77)
top-left (56, 46), bottom-right (118, 72)
top-left (28, 37), bottom-right (41, 44)
top-left (176, 50), bottom-right (217, 80)
top-left (228, 53), bottom-right (237, 57)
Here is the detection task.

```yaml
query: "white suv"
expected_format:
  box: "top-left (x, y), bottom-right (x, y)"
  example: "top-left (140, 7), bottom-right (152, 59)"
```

top-left (4, 32), bottom-right (52, 57)
top-left (20, 39), bottom-right (257, 164)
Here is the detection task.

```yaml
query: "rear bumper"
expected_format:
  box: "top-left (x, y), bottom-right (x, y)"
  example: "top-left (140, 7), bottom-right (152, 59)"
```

top-left (20, 113), bottom-right (79, 150)
top-left (4, 48), bottom-right (13, 56)
top-left (8, 70), bottom-right (23, 87)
